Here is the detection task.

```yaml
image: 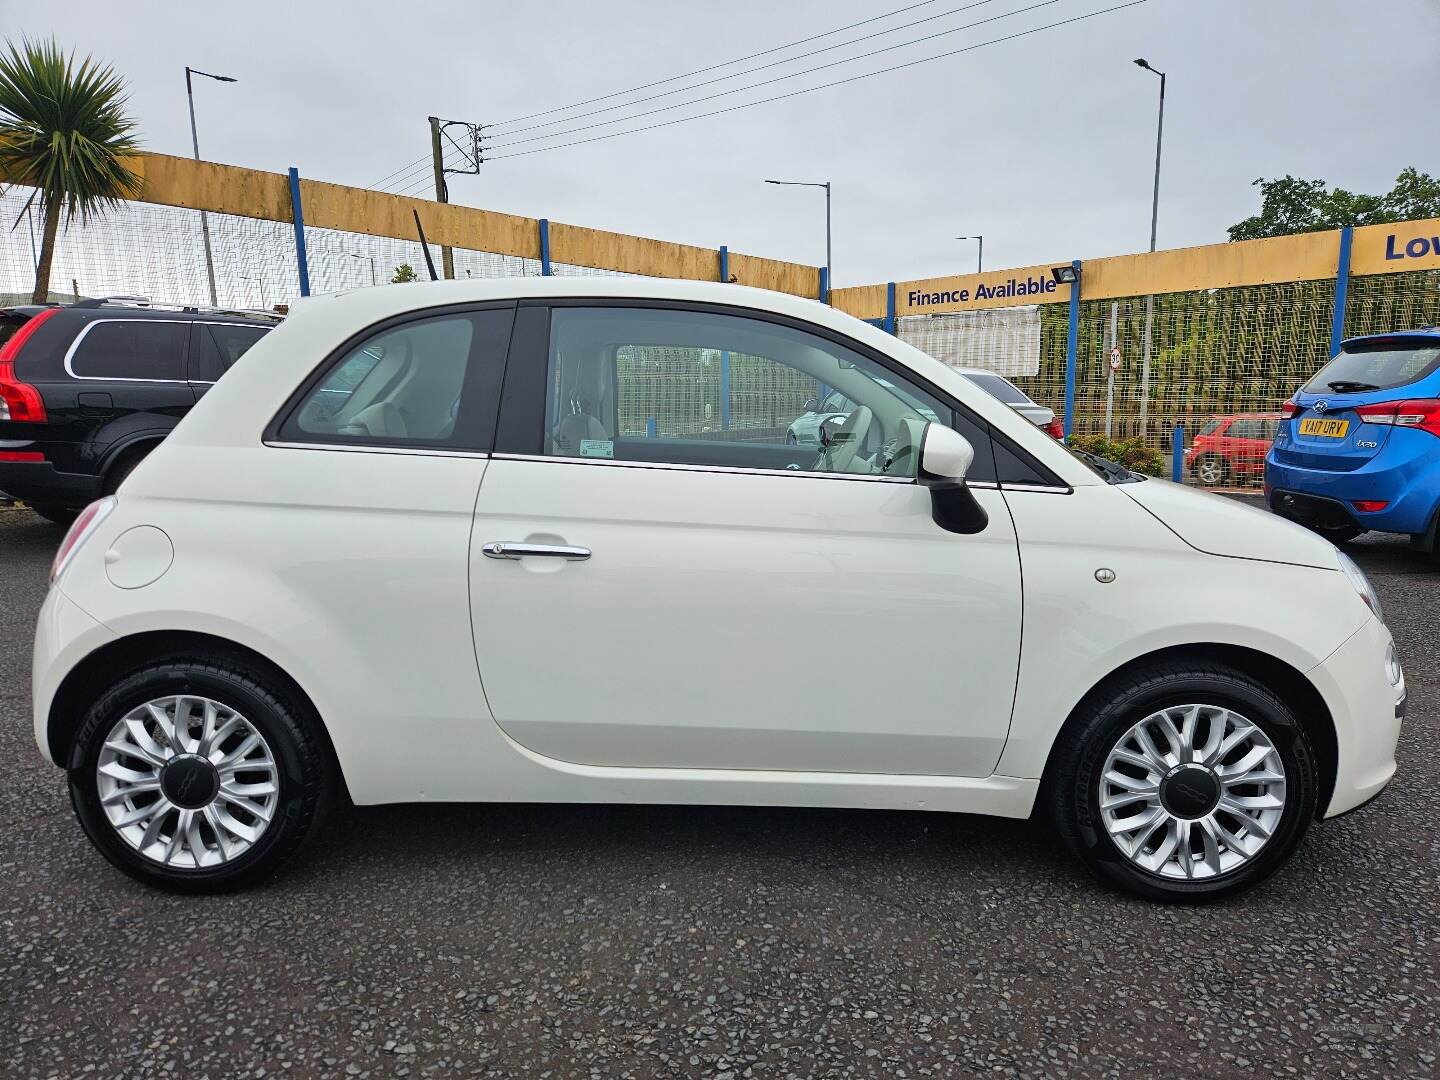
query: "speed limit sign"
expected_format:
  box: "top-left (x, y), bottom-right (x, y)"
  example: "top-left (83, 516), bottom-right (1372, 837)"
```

top-left (1109, 346), bottom-right (1122, 371)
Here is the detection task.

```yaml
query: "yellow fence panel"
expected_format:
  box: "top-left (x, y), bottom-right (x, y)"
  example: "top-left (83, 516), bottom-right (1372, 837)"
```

top-left (1352, 218), bottom-right (1440, 276)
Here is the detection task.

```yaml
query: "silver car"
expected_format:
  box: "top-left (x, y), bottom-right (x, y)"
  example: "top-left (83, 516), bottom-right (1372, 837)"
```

top-left (788, 368), bottom-right (1056, 444)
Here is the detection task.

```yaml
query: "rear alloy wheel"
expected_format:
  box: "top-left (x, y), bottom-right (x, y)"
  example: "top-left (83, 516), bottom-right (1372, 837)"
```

top-left (69, 659), bottom-right (333, 891)
top-left (1051, 663), bottom-right (1317, 901)
top-left (1193, 455), bottom-right (1229, 487)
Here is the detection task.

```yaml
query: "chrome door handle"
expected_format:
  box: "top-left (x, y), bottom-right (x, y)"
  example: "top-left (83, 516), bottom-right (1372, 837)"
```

top-left (482, 541), bottom-right (591, 561)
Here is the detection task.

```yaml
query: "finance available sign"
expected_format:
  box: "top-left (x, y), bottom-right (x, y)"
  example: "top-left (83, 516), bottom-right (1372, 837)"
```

top-left (897, 264), bottom-right (1072, 316)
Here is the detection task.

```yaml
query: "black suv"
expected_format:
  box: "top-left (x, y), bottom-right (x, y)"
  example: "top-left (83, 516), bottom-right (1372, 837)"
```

top-left (0, 299), bottom-right (279, 523)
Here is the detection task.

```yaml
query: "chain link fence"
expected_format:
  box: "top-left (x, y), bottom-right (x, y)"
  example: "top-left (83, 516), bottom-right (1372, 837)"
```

top-left (6, 182), bottom-right (1440, 493)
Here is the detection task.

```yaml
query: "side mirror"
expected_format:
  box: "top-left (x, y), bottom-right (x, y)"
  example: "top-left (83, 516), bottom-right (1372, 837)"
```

top-left (919, 423), bottom-right (975, 487)
top-left (918, 424), bottom-right (988, 535)
top-left (803, 397), bottom-right (819, 413)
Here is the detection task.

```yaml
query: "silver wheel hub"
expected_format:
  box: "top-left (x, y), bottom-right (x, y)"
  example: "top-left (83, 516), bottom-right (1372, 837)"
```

top-left (1099, 704), bottom-right (1287, 881)
top-left (96, 695), bottom-right (280, 869)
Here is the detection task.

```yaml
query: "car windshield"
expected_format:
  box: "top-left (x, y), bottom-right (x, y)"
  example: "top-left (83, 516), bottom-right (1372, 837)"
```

top-left (1302, 340), bottom-right (1440, 394)
top-left (963, 372), bottom-right (1032, 405)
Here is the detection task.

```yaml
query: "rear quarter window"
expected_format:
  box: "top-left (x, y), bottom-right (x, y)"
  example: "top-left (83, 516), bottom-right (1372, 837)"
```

top-left (0, 314), bottom-right (27, 350)
top-left (69, 320), bottom-right (188, 381)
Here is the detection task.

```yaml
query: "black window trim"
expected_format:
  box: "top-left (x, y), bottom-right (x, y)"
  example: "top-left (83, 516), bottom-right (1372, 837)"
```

top-left (63, 317), bottom-right (197, 384)
top-left (491, 297), bottom-right (1067, 490)
top-left (263, 300), bottom-right (517, 454)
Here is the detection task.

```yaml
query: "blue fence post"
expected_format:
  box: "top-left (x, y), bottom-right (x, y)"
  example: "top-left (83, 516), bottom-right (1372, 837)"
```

top-left (1062, 259), bottom-right (1082, 440)
top-left (287, 167), bottom-right (311, 298)
top-left (1330, 226), bottom-right (1354, 356)
top-left (883, 282), bottom-right (897, 335)
top-left (716, 245), bottom-right (732, 428)
top-left (720, 350), bottom-right (731, 430)
top-left (818, 266), bottom-right (829, 305)
top-left (1171, 424), bottom-right (1184, 483)
top-left (646, 417), bottom-right (657, 438)
top-left (538, 219), bottom-right (552, 276)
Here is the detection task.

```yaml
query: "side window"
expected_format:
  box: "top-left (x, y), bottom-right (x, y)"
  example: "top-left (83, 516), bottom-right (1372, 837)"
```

top-left (541, 306), bottom-right (985, 481)
top-left (276, 308), bottom-right (511, 448)
top-left (190, 323), bottom-right (269, 383)
top-left (69, 320), bottom-right (188, 381)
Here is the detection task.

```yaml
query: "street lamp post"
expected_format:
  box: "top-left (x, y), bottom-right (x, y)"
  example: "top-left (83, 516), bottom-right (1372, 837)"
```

top-left (764, 179), bottom-right (831, 287)
top-left (341, 251), bottom-right (378, 285)
top-left (955, 235), bottom-right (984, 274)
top-left (245, 272), bottom-right (266, 309)
top-left (1134, 58), bottom-right (1166, 437)
top-left (185, 66), bottom-right (237, 308)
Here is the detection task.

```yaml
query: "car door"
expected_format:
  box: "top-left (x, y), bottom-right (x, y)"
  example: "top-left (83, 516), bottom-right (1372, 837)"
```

top-left (469, 301), bottom-right (1023, 778)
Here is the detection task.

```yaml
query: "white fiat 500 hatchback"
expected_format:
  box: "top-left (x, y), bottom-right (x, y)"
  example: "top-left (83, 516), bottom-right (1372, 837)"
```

top-left (34, 278), bottom-right (1403, 900)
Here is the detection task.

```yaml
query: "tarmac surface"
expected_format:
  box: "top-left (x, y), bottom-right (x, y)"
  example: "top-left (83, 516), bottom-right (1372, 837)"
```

top-left (1, 506), bottom-right (1435, 1078)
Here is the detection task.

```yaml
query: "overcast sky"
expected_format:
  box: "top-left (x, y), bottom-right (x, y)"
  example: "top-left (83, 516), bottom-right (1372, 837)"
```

top-left (18, 0), bottom-right (1440, 288)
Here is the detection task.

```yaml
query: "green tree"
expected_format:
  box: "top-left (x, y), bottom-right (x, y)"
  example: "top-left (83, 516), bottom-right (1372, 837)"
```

top-left (391, 262), bottom-right (418, 283)
top-left (0, 38), bottom-right (140, 303)
top-left (1228, 168), bottom-right (1440, 241)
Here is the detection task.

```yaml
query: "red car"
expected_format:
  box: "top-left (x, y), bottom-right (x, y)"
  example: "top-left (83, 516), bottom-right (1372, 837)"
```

top-left (1187, 413), bottom-right (1283, 486)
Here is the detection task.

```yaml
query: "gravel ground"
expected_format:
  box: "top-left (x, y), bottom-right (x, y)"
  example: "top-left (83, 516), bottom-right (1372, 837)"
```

top-left (1, 506), bottom-right (1436, 1079)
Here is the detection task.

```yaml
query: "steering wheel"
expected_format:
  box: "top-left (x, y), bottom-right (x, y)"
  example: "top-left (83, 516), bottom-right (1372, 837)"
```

top-left (816, 405), bottom-right (874, 474)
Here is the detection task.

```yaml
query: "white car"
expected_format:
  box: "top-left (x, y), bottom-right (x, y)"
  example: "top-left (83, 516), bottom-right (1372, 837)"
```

top-left (788, 370), bottom-right (1056, 444)
top-left (34, 278), bottom-right (1403, 900)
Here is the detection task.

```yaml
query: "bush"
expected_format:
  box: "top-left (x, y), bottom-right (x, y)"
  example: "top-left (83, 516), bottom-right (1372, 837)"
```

top-left (1067, 433), bottom-right (1167, 477)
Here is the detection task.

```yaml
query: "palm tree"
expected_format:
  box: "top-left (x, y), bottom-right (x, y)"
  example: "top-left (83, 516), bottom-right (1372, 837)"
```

top-left (0, 38), bottom-right (140, 303)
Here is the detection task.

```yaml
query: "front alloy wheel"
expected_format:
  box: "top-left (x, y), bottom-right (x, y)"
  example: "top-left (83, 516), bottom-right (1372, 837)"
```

top-left (1098, 705), bottom-right (1286, 880)
top-left (1050, 662), bottom-right (1317, 902)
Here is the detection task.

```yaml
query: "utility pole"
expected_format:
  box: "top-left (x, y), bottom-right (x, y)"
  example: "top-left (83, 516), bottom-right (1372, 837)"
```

top-left (186, 66), bottom-right (237, 306)
top-left (1134, 58), bottom-right (1167, 438)
top-left (428, 116), bottom-right (455, 280)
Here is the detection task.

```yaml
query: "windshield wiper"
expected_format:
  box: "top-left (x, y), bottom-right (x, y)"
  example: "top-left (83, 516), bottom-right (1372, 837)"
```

top-left (1326, 380), bottom-right (1381, 392)
top-left (1069, 447), bottom-right (1139, 484)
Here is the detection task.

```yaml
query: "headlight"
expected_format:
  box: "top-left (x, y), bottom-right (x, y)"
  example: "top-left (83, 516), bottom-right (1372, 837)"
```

top-left (1337, 550), bottom-right (1383, 623)
top-left (1385, 642), bottom-right (1403, 688)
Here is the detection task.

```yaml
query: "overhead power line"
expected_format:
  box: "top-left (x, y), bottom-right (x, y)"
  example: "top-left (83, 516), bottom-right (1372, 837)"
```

top-left (489, 0), bottom-right (943, 128)
top-left (485, 0), bottom-right (1049, 153)
top-left (485, 2), bottom-right (1148, 162)
top-left (489, 0), bottom-right (1006, 140)
top-left (367, 0), bottom-right (943, 191)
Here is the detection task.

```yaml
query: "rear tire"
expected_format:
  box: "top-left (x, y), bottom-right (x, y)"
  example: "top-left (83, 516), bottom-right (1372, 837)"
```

top-left (102, 445), bottom-right (153, 496)
top-left (28, 503), bottom-right (78, 527)
top-left (1307, 522), bottom-right (1364, 544)
top-left (68, 657), bottom-right (334, 892)
top-left (1049, 661), bottom-right (1317, 902)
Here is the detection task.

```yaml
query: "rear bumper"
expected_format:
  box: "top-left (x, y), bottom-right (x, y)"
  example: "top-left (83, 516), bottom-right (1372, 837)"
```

top-left (1308, 615), bottom-right (1404, 818)
top-left (32, 585), bottom-right (117, 766)
top-left (1265, 430), bottom-right (1440, 535)
top-left (0, 460), bottom-right (101, 509)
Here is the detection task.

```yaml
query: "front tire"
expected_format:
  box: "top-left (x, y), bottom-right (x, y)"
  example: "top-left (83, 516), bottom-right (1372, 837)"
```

top-left (68, 658), bottom-right (333, 892)
top-left (1049, 662), bottom-right (1317, 902)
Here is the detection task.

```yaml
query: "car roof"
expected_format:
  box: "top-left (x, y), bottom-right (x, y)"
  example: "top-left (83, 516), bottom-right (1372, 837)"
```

top-left (1341, 328), bottom-right (1440, 349)
top-left (60, 305), bottom-right (277, 325)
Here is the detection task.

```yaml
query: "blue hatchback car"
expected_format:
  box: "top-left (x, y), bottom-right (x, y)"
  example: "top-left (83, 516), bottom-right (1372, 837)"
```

top-left (1267, 329), bottom-right (1440, 550)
